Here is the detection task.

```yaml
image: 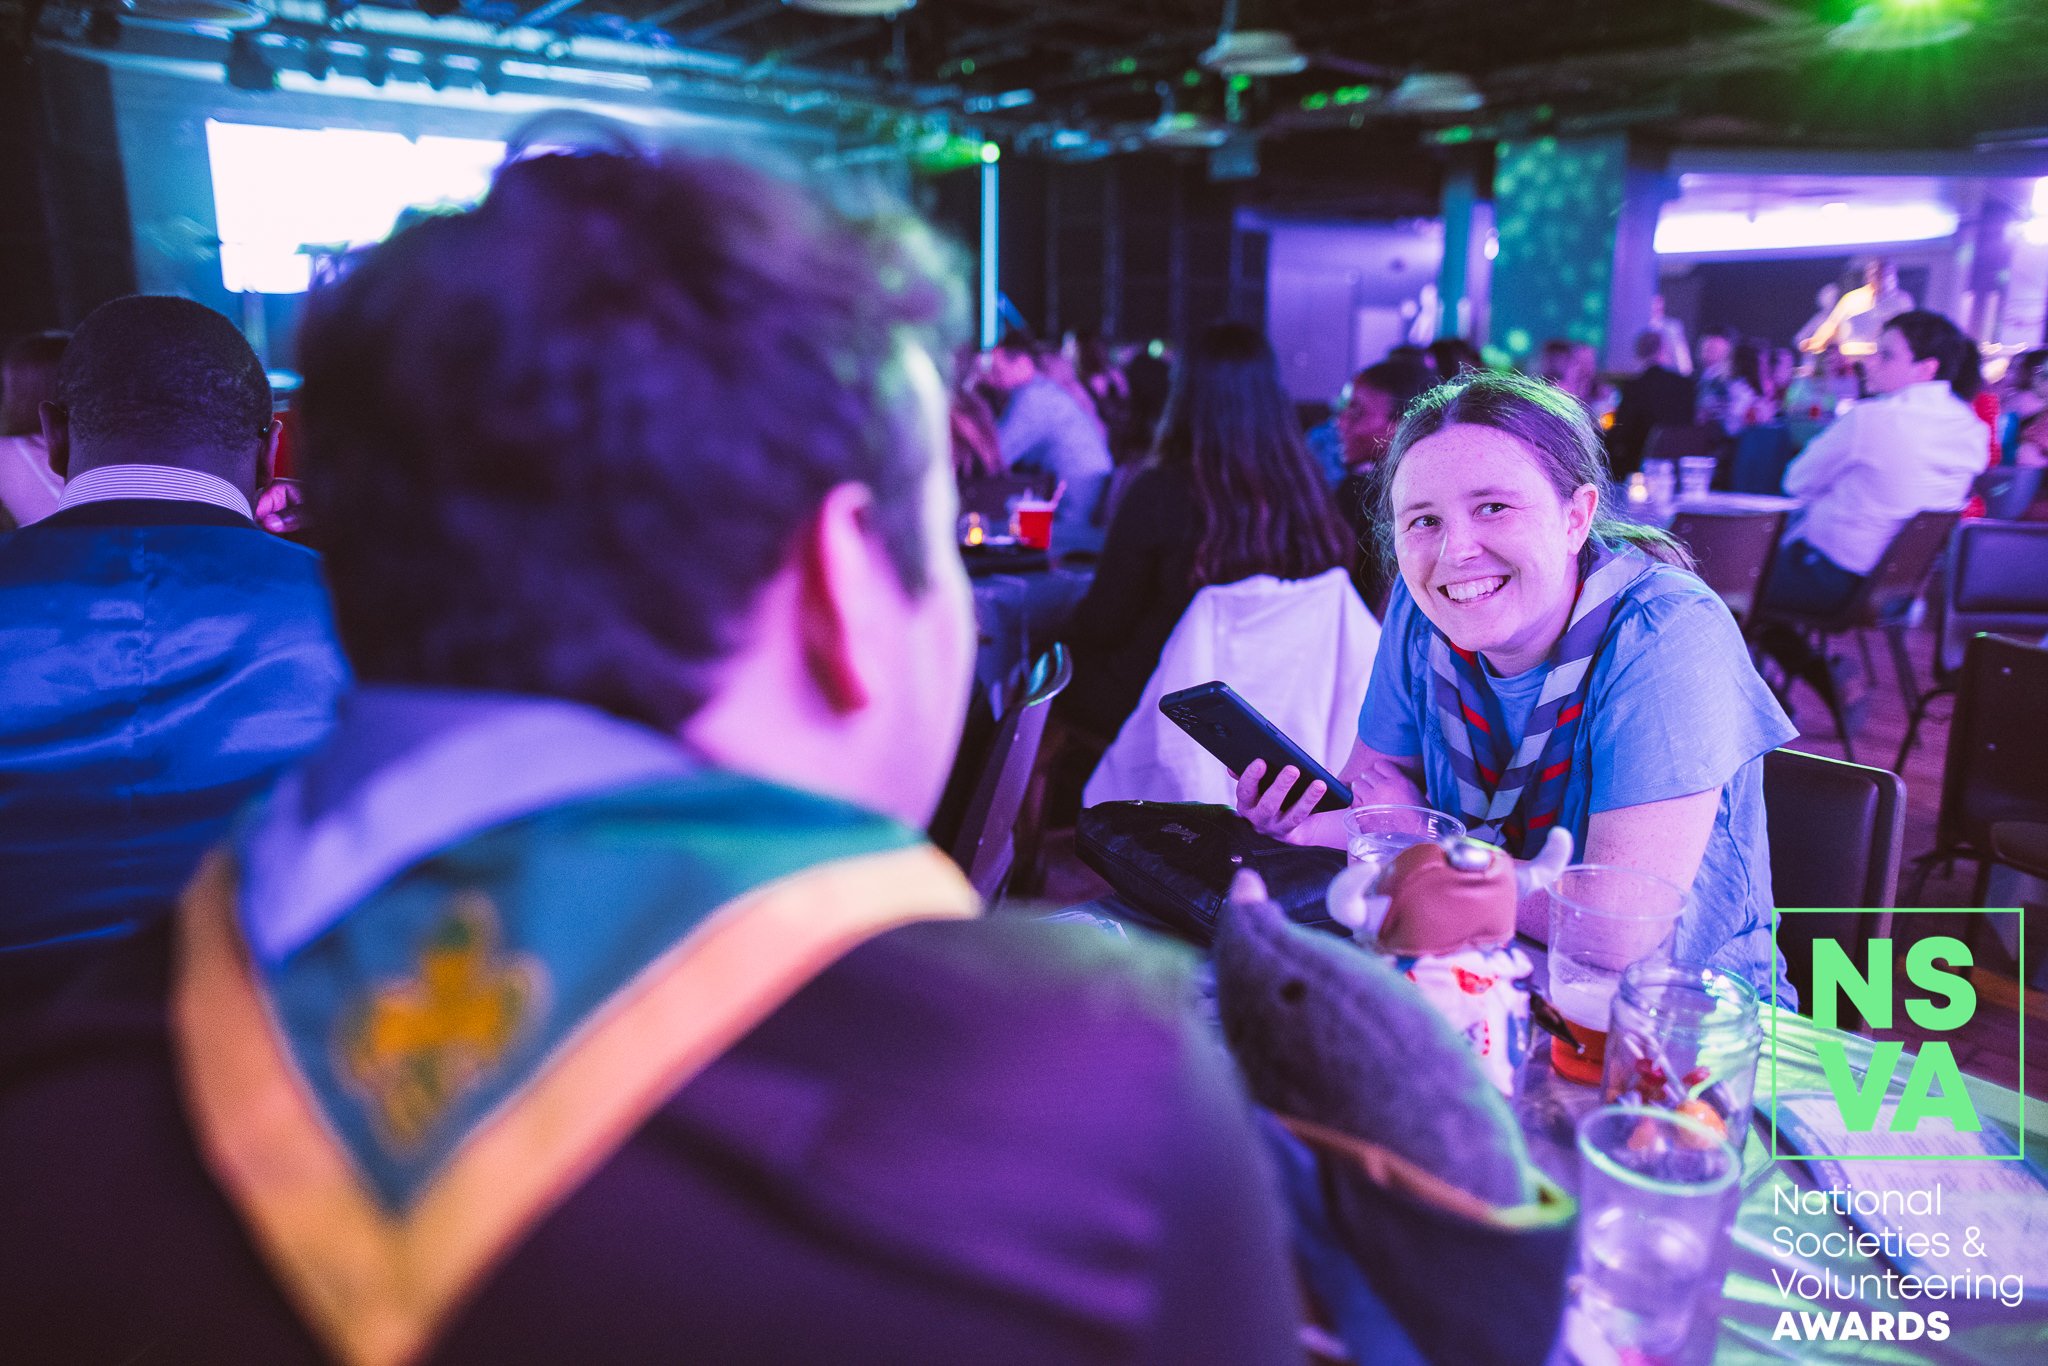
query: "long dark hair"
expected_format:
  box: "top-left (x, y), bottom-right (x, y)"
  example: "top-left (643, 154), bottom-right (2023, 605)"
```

top-left (1154, 322), bottom-right (1349, 589)
top-left (1375, 369), bottom-right (1691, 573)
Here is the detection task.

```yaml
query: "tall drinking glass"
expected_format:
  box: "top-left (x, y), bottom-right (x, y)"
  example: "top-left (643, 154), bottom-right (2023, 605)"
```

top-left (1545, 865), bottom-right (1686, 1084)
top-left (1570, 1105), bottom-right (1740, 1364)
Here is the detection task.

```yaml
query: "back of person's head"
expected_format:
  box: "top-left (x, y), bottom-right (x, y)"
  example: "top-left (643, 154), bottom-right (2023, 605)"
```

top-left (1355, 358), bottom-right (1434, 415)
top-left (1425, 338), bottom-right (1482, 379)
top-left (1884, 309), bottom-right (1972, 398)
top-left (1731, 339), bottom-right (1765, 393)
top-left (1633, 329), bottom-right (1664, 365)
top-left (1, 331), bottom-right (70, 437)
top-left (2015, 348), bottom-right (2048, 393)
top-left (54, 297), bottom-right (271, 482)
top-left (1155, 321), bottom-right (1348, 589)
top-left (1377, 369), bottom-right (1690, 573)
top-left (298, 149), bottom-right (964, 732)
top-left (1533, 339), bottom-right (1575, 383)
top-left (1071, 329), bottom-right (1113, 377)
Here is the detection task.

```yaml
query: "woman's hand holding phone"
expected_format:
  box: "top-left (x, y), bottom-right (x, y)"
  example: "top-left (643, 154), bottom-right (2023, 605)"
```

top-left (1234, 759), bottom-right (1349, 847)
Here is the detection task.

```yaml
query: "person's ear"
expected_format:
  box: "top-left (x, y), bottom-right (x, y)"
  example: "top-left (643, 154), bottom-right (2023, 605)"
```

top-left (40, 401), bottom-right (70, 479)
top-left (1565, 482), bottom-right (1599, 551)
top-left (794, 482), bottom-right (894, 715)
top-left (258, 419), bottom-right (281, 488)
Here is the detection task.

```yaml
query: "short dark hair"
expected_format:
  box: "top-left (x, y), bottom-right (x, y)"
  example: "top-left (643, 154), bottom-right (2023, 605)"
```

top-left (1, 331), bottom-right (70, 436)
top-left (298, 150), bottom-right (966, 731)
top-left (1352, 358), bottom-right (1433, 417)
top-left (1883, 309), bottom-right (1975, 399)
top-left (56, 297), bottom-right (270, 461)
top-left (1633, 329), bottom-right (1664, 364)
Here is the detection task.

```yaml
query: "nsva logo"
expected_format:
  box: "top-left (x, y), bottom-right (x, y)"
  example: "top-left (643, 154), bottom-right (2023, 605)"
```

top-left (1811, 934), bottom-right (1979, 1132)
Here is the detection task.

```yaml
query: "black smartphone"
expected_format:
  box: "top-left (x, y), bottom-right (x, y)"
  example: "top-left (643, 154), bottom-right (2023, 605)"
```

top-left (1158, 681), bottom-right (1353, 813)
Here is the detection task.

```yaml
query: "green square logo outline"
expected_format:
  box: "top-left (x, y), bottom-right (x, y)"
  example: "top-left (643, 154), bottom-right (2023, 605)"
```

top-left (1768, 907), bottom-right (2026, 1163)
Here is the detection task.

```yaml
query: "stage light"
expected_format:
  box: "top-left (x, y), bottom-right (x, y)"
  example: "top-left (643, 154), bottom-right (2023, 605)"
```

top-left (421, 54), bottom-right (449, 90)
top-left (361, 45), bottom-right (390, 86)
top-left (478, 57), bottom-right (504, 95)
top-left (303, 41), bottom-right (332, 80)
top-left (1654, 202), bottom-right (1959, 254)
top-left (225, 33), bottom-right (277, 92)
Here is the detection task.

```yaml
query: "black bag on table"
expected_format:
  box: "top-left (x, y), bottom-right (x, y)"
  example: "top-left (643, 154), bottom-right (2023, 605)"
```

top-left (1074, 800), bottom-right (1347, 945)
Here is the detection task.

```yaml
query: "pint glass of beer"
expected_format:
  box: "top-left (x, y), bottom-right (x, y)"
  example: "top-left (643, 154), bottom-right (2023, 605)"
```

top-left (1545, 866), bottom-right (1686, 1084)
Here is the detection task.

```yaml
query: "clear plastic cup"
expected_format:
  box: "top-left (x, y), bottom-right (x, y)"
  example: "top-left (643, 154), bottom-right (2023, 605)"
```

top-left (1678, 455), bottom-right (1717, 498)
top-left (1545, 865), bottom-right (1686, 1084)
top-left (1642, 458), bottom-right (1677, 505)
top-left (1569, 1105), bottom-right (1740, 1364)
top-left (1344, 804), bottom-right (1466, 865)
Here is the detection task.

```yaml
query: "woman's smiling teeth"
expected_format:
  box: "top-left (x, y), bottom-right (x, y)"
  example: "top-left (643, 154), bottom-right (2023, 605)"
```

top-left (1440, 575), bottom-right (1508, 604)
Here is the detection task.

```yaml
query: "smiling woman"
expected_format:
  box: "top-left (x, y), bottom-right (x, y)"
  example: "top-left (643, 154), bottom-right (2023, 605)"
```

top-left (1239, 371), bottom-right (1799, 1002)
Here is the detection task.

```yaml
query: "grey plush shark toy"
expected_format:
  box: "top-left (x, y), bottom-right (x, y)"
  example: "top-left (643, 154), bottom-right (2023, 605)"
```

top-left (1213, 869), bottom-right (1534, 1207)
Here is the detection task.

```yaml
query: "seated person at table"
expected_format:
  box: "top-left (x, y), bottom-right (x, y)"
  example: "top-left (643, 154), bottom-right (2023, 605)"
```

top-left (1762, 309), bottom-right (1984, 622)
top-left (0, 296), bottom-right (346, 962)
top-left (1060, 322), bottom-right (1353, 743)
top-left (0, 149), bottom-right (1299, 1366)
top-left (980, 330), bottom-right (1114, 556)
top-left (1238, 371), bottom-right (1797, 1000)
top-left (1607, 328), bottom-right (1696, 480)
top-left (1334, 358), bottom-right (1433, 614)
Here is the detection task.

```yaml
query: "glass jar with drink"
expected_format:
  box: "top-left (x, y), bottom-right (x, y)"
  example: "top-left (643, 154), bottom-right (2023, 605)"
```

top-left (1600, 960), bottom-right (1763, 1148)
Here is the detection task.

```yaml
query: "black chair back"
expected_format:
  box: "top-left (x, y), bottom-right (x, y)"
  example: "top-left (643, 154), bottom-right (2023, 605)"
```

top-left (1643, 425), bottom-right (1721, 463)
top-left (1667, 508), bottom-right (1785, 628)
top-left (1935, 634), bottom-right (2048, 865)
top-left (1764, 747), bottom-right (1904, 1017)
top-left (1937, 521), bottom-right (2048, 679)
top-left (943, 645), bottom-right (1073, 901)
top-left (1851, 509), bottom-right (1959, 627)
top-left (1974, 465), bottom-right (2044, 522)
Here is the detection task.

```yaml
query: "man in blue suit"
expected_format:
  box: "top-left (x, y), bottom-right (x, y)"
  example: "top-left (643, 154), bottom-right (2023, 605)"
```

top-left (0, 295), bottom-right (348, 963)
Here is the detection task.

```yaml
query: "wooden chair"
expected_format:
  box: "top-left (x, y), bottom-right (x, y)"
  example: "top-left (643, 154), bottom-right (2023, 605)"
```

top-left (1764, 748), bottom-right (1904, 1020)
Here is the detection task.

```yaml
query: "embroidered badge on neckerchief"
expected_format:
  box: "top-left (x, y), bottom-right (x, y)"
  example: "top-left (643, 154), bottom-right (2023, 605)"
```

top-left (1428, 543), bottom-right (1650, 855)
top-left (338, 890), bottom-right (547, 1157)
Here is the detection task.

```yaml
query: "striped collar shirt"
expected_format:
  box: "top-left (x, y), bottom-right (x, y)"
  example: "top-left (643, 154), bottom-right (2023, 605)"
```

top-left (56, 464), bottom-right (253, 519)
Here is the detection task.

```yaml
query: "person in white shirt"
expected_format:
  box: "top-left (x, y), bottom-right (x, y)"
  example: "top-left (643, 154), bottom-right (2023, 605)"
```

top-left (1768, 309), bottom-right (1983, 610)
top-left (1756, 310), bottom-right (1984, 704)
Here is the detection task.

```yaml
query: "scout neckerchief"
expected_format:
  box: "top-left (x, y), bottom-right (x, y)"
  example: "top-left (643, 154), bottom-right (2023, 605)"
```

top-left (1428, 543), bottom-right (1650, 855)
top-left (173, 772), bottom-right (978, 1366)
